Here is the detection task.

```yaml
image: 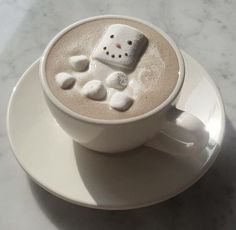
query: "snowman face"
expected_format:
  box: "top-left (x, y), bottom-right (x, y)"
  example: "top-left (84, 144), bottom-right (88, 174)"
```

top-left (91, 24), bottom-right (148, 71)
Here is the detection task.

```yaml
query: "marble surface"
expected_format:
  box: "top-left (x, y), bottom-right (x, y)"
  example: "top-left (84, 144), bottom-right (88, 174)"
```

top-left (0, 0), bottom-right (236, 229)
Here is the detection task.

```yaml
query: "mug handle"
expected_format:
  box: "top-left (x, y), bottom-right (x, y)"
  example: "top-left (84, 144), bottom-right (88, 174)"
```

top-left (146, 107), bottom-right (209, 155)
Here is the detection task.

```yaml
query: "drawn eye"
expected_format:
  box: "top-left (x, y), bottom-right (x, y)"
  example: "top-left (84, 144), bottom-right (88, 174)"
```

top-left (125, 53), bottom-right (128, 56)
top-left (127, 40), bottom-right (132, 45)
top-left (103, 47), bottom-right (106, 50)
top-left (110, 35), bottom-right (114, 38)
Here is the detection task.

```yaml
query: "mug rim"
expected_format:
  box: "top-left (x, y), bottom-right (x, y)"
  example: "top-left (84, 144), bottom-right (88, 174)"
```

top-left (40, 15), bottom-right (185, 125)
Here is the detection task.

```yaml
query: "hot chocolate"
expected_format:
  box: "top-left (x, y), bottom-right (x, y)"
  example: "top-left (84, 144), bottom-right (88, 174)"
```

top-left (45, 17), bottom-right (179, 120)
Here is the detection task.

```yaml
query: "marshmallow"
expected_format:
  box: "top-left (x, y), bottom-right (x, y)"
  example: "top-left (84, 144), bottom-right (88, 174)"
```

top-left (92, 24), bottom-right (148, 71)
top-left (69, 55), bottom-right (89, 72)
top-left (110, 92), bottom-right (133, 111)
top-left (55, 72), bottom-right (76, 89)
top-left (105, 71), bottom-right (128, 90)
top-left (81, 80), bottom-right (107, 100)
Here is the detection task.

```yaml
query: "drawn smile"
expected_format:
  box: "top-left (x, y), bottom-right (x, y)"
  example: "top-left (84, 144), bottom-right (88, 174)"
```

top-left (103, 46), bottom-right (128, 58)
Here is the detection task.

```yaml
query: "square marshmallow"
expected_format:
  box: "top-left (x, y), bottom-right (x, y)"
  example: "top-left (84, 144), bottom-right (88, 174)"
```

top-left (91, 24), bottom-right (148, 71)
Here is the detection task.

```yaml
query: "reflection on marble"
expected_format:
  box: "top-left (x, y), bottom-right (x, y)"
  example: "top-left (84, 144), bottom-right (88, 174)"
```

top-left (0, 0), bottom-right (236, 229)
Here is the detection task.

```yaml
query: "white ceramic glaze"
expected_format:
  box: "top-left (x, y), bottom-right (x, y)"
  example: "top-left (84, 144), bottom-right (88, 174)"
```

top-left (7, 52), bottom-right (225, 210)
top-left (39, 15), bottom-right (208, 153)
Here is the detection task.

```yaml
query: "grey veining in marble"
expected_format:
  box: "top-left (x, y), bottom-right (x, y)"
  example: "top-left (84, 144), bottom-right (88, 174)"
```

top-left (0, 0), bottom-right (236, 229)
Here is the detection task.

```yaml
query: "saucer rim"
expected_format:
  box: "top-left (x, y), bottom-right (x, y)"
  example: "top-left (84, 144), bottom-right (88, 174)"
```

top-left (6, 51), bottom-right (226, 210)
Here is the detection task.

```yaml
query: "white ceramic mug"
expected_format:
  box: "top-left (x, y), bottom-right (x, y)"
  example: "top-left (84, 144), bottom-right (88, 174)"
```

top-left (40, 15), bottom-right (209, 153)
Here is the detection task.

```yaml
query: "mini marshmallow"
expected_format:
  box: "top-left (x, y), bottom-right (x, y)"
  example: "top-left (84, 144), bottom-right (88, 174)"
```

top-left (110, 92), bottom-right (133, 111)
top-left (69, 55), bottom-right (89, 72)
top-left (55, 72), bottom-right (76, 89)
top-left (105, 71), bottom-right (128, 90)
top-left (81, 80), bottom-right (107, 100)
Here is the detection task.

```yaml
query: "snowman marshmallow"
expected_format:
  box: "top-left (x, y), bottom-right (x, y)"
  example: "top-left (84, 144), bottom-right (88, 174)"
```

top-left (56, 24), bottom-right (148, 111)
top-left (91, 24), bottom-right (148, 110)
top-left (92, 24), bottom-right (148, 71)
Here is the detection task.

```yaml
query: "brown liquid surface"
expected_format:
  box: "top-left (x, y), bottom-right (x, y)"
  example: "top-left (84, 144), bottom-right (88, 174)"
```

top-left (46, 18), bottom-right (179, 120)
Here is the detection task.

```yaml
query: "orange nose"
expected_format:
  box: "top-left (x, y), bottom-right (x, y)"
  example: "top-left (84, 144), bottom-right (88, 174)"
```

top-left (116, 43), bottom-right (121, 49)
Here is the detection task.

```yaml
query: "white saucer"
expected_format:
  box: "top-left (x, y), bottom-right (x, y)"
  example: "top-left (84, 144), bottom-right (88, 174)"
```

top-left (7, 52), bottom-right (225, 210)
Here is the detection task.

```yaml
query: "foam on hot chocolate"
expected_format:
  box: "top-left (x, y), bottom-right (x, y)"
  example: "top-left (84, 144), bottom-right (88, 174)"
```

top-left (45, 18), bottom-right (179, 120)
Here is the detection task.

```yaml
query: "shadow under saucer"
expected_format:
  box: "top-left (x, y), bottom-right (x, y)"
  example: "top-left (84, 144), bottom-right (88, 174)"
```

top-left (28, 118), bottom-right (235, 230)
